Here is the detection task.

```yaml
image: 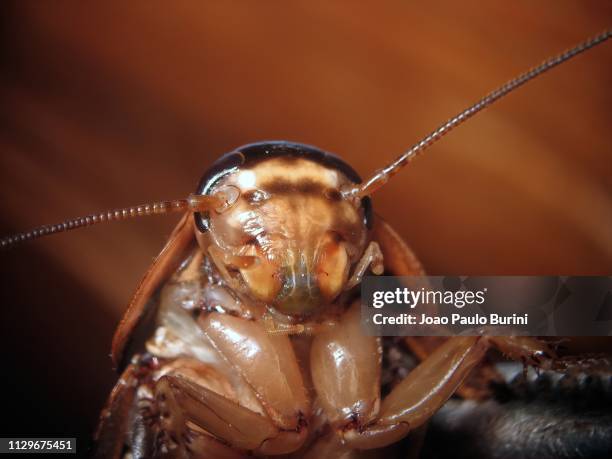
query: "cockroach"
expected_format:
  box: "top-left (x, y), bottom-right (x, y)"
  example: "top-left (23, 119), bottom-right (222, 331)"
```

top-left (1, 30), bottom-right (610, 459)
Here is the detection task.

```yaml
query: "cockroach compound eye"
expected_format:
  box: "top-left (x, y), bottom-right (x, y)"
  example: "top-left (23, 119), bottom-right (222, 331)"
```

top-left (193, 142), bottom-right (373, 317)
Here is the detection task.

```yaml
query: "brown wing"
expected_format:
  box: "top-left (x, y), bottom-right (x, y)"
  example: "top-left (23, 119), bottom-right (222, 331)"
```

top-left (111, 212), bottom-right (197, 369)
top-left (372, 214), bottom-right (425, 276)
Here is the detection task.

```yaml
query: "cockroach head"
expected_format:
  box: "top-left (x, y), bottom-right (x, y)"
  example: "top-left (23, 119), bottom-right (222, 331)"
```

top-left (193, 142), bottom-right (373, 317)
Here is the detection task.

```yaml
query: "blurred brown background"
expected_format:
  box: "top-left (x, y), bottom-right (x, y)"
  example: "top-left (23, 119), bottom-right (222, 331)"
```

top-left (0, 1), bottom-right (610, 454)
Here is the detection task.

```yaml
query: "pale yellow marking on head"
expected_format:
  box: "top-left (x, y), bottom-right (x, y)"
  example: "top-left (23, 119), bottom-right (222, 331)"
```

top-left (246, 158), bottom-right (341, 188)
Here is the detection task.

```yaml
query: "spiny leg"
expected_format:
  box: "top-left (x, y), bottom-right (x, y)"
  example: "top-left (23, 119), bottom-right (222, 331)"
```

top-left (94, 363), bottom-right (141, 459)
top-left (121, 355), bottom-right (291, 457)
top-left (95, 356), bottom-right (246, 459)
top-left (145, 279), bottom-right (310, 455)
top-left (488, 336), bottom-right (555, 367)
top-left (139, 296), bottom-right (314, 457)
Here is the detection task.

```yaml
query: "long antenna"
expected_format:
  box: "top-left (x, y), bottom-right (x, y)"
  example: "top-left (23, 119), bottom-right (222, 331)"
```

top-left (1, 192), bottom-right (233, 250)
top-left (352, 29), bottom-right (612, 197)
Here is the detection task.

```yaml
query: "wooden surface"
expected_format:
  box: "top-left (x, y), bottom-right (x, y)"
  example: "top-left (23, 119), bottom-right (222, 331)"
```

top-left (0, 0), bottom-right (610, 447)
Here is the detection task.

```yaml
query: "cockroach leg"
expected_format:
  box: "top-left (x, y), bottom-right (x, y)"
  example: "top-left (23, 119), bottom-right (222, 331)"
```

top-left (143, 280), bottom-right (311, 454)
top-left (94, 363), bottom-right (142, 459)
top-left (340, 336), bottom-right (488, 450)
top-left (157, 372), bottom-right (306, 455)
top-left (154, 373), bottom-right (252, 458)
top-left (487, 336), bottom-right (555, 368)
top-left (128, 384), bottom-right (157, 459)
top-left (310, 302), bottom-right (382, 431)
top-left (197, 312), bottom-right (310, 453)
top-left (139, 354), bottom-right (302, 457)
top-left (182, 427), bottom-right (248, 459)
top-left (154, 376), bottom-right (191, 457)
top-left (151, 357), bottom-right (258, 457)
top-left (312, 305), bottom-right (555, 450)
top-left (300, 428), bottom-right (399, 459)
top-left (345, 241), bottom-right (384, 290)
top-left (404, 336), bottom-right (506, 400)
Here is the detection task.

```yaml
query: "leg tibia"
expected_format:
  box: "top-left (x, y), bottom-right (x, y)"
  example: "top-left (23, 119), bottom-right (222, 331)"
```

top-left (343, 337), bottom-right (487, 449)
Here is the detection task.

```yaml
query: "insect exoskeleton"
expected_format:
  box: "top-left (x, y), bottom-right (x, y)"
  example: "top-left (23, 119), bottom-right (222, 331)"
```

top-left (1, 29), bottom-right (610, 459)
top-left (92, 141), bottom-right (552, 458)
top-left (94, 141), bottom-right (417, 458)
top-left (192, 142), bottom-right (375, 320)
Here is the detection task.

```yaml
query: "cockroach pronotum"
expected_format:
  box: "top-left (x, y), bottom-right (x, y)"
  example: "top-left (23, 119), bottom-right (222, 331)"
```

top-left (1, 29), bottom-right (610, 459)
